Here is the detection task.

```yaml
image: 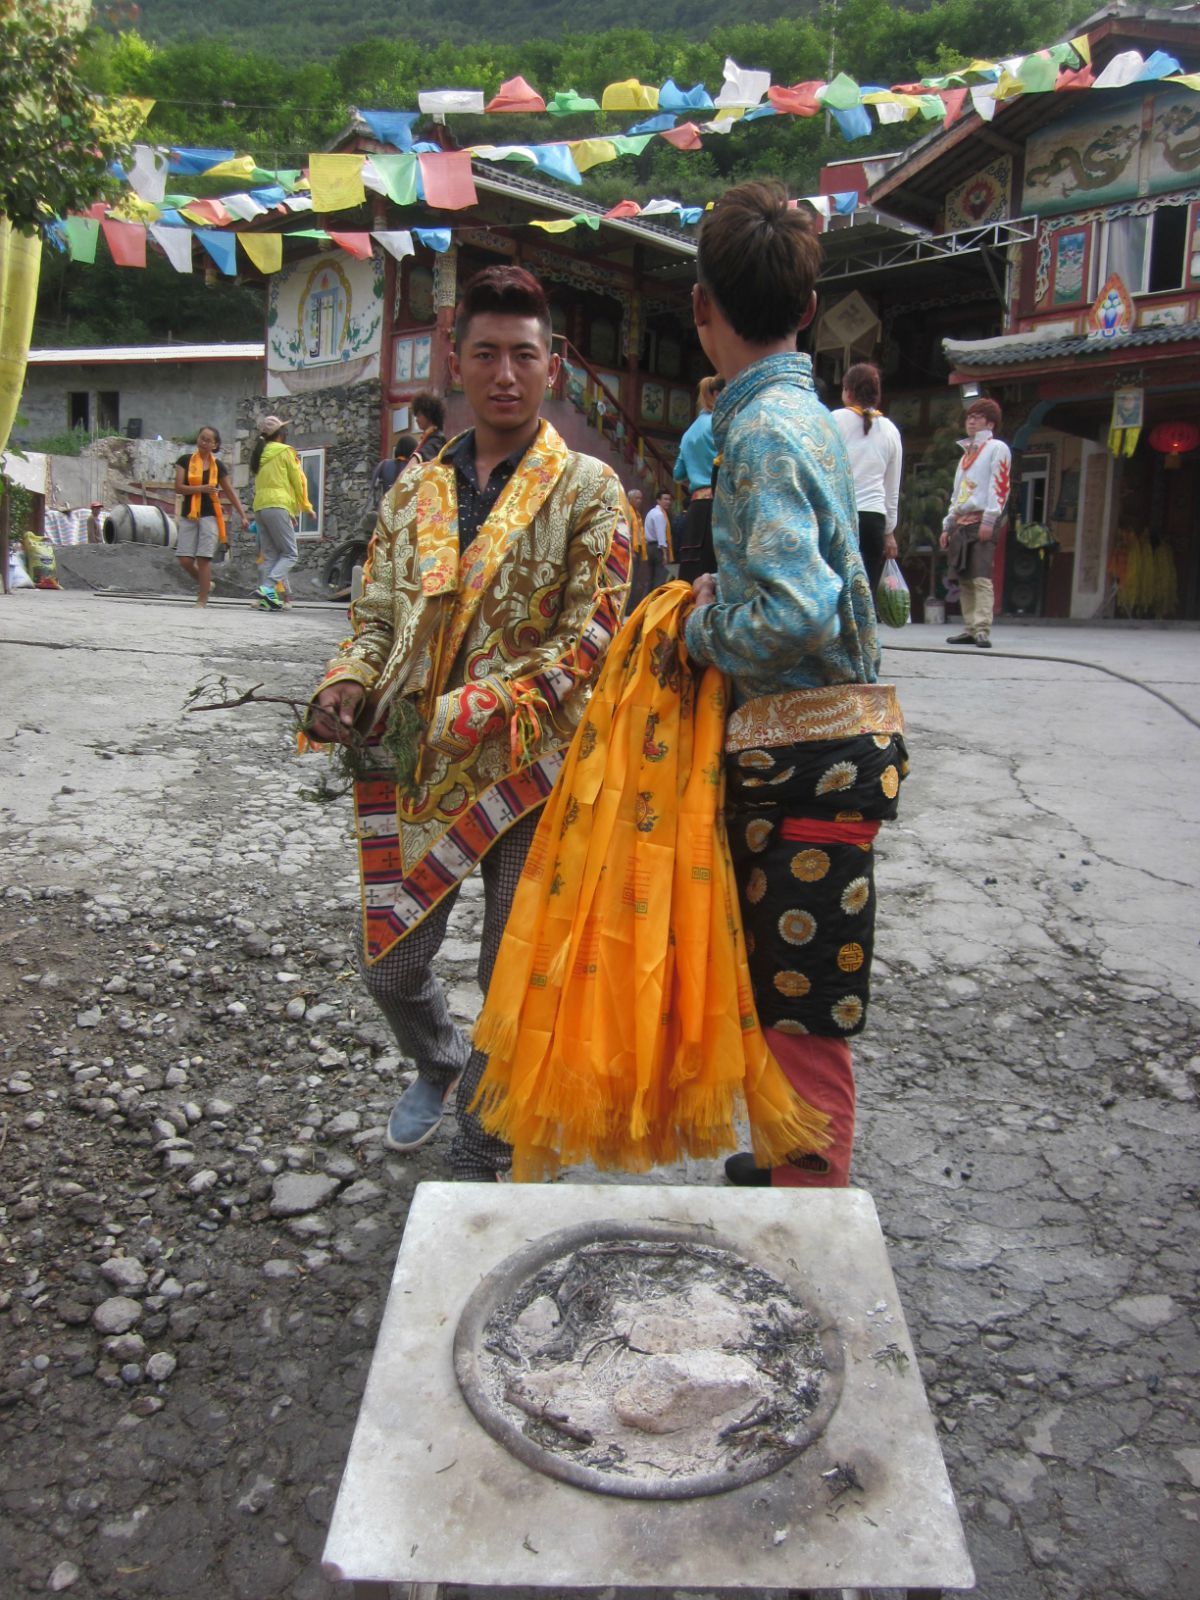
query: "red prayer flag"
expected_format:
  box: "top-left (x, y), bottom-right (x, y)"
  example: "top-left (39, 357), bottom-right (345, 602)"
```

top-left (327, 231), bottom-right (374, 260)
top-left (940, 88), bottom-right (970, 126)
top-left (101, 219), bottom-right (147, 268)
top-left (1056, 66), bottom-right (1096, 89)
top-left (659, 122), bottom-right (703, 150)
top-left (604, 200), bottom-right (641, 220)
top-left (485, 75), bottom-right (547, 114)
top-left (418, 151), bottom-right (478, 211)
top-left (768, 82), bottom-right (823, 117)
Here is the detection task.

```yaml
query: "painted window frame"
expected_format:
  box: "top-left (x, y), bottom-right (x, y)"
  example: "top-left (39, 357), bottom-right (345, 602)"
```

top-left (295, 447), bottom-right (325, 540)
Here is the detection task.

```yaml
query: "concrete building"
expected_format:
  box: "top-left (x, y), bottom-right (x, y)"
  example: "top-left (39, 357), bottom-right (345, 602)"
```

top-left (16, 343), bottom-right (264, 459)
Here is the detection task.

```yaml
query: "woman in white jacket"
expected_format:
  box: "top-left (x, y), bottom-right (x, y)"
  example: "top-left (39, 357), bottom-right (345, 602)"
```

top-left (831, 362), bottom-right (902, 598)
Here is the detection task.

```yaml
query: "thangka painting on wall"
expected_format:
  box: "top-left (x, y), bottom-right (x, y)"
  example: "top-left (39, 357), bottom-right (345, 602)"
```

top-left (945, 156), bottom-right (1012, 230)
top-left (667, 387), bottom-right (694, 431)
top-left (268, 252), bottom-right (384, 396)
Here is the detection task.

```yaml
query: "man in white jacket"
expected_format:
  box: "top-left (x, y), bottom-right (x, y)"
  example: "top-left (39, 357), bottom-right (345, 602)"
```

top-left (940, 397), bottom-right (1011, 649)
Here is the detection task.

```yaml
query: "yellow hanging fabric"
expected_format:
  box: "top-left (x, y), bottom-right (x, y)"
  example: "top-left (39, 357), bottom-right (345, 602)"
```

top-left (472, 583), bottom-right (831, 1181)
top-left (0, 219), bottom-right (43, 457)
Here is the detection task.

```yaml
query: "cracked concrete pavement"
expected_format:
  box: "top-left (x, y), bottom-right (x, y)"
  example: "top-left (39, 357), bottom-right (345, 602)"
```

top-left (0, 591), bottom-right (1197, 1600)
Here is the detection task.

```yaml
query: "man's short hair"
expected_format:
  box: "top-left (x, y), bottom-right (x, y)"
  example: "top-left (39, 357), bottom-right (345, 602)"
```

top-left (393, 432), bottom-right (419, 459)
top-left (697, 181), bottom-right (823, 344)
top-left (454, 265), bottom-right (552, 350)
top-left (966, 397), bottom-right (1002, 429)
top-left (411, 391), bottom-right (445, 430)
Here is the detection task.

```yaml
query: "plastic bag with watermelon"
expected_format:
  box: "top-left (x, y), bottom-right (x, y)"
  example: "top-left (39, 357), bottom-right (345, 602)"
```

top-left (875, 557), bottom-right (910, 628)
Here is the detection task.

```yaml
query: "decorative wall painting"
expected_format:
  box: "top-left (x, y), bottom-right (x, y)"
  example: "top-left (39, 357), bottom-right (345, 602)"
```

top-left (1148, 89), bottom-right (1200, 197)
top-left (640, 382), bottom-right (665, 424)
top-left (1088, 272), bottom-right (1134, 338)
top-left (1051, 227), bottom-right (1090, 306)
top-left (667, 387), bottom-right (694, 430)
top-left (945, 156), bottom-right (1012, 230)
top-left (1023, 103), bottom-right (1143, 216)
top-left (267, 252), bottom-right (383, 396)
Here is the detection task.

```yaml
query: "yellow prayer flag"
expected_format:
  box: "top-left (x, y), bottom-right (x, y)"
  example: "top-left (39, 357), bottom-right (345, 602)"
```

top-left (993, 69), bottom-right (1025, 100)
top-left (202, 156), bottom-right (259, 185)
top-left (239, 234), bottom-right (283, 274)
top-left (91, 96), bottom-right (155, 146)
top-left (308, 153), bottom-right (366, 213)
top-left (530, 218), bottom-right (577, 233)
top-left (108, 194), bottom-right (160, 224)
top-left (1168, 72), bottom-right (1200, 90)
top-left (570, 139), bottom-right (618, 173)
top-left (1070, 34), bottom-right (1092, 66)
top-left (600, 79), bottom-right (659, 111)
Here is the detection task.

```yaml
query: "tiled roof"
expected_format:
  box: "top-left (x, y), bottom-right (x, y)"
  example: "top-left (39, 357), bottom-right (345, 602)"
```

top-left (944, 320), bottom-right (1200, 369)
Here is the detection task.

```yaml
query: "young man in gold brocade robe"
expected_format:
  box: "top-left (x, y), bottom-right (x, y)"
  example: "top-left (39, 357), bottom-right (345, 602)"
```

top-left (308, 266), bottom-right (631, 1179)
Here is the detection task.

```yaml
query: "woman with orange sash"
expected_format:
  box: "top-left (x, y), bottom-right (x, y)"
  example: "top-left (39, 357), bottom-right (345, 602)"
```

top-left (173, 426), bottom-right (248, 607)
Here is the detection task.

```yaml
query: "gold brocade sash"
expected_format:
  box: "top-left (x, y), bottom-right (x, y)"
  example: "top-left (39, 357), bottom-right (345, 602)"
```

top-left (472, 582), bottom-right (831, 1182)
top-left (393, 421), bottom-right (573, 861)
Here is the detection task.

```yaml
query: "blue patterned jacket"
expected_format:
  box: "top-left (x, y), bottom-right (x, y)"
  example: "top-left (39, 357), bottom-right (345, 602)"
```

top-left (683, 353), bottom-right (880, 702)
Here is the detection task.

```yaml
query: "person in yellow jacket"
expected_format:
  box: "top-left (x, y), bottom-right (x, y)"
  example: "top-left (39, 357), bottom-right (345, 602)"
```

top-left (250, 414), bottom-right (312, 611)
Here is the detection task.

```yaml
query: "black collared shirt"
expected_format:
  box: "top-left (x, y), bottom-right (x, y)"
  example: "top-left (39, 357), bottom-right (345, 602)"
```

top-left (445, 430), bottom-right (529, 552)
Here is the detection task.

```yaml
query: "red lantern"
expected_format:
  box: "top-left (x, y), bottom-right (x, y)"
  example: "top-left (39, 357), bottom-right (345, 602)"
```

top-left (1148, 420), bottom-right (1200, 469)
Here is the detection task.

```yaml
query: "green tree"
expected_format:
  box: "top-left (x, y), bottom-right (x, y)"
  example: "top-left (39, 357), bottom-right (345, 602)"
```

top-left (1, 1), bottom-right (125, 231)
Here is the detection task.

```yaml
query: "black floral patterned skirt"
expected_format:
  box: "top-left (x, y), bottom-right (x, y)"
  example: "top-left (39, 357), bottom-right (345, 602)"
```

top-left (726, 731), bottom-right (908, 1039)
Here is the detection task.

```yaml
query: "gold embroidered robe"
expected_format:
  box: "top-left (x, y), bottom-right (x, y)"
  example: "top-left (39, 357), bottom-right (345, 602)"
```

top-left (318, 420), bottom-right (632, 961)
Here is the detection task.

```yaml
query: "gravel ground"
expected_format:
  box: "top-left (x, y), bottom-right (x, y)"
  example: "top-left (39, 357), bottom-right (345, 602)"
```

top-left (0, 595), bottom-right (1197, 1600)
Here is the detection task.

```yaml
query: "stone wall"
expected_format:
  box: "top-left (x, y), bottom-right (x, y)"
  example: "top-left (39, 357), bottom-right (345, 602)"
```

top-left (236, 378), bottom-right (380, 567)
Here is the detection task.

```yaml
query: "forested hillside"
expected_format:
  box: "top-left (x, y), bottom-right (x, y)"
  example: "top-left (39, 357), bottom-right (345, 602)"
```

top-left (44, 0), bottom-right (1092, 345)
top-left (134, 0), bottom-right (818, 57)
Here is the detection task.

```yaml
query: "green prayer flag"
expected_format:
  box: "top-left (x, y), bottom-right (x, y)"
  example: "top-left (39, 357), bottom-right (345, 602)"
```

top-left (1017, 53), bottom-right (1057, 92)
top-left (574, 213), bottom-right (601, 230)
top-left (608, 134), bottom-right (655, 156)
top-left (64, 216), bottom-right (100, 263)
top-left (370, 153), bottom-right (419, 206)
top-left (821, 72), bottom-right (863, 111)
top-left (547, 90), bottom-right (601, 115)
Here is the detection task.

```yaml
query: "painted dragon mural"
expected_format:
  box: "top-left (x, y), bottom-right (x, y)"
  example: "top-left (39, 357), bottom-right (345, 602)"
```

top-left (1026, 124), bottom-right (1142, 197)
top-left (1154, 103), bottom-right (1200, 173)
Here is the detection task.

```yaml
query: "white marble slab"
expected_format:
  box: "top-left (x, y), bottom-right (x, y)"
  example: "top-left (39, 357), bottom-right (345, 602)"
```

top-left (323, 1183), bottom-right (974, 1592)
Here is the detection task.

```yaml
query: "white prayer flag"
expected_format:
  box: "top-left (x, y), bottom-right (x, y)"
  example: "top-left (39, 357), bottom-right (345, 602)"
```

top-left (418, 89), bottom-right (486, 114)
top-left (149, 224), bottom-right (193, 273)
top-left (376, 230), bottom-right (415, 261)
top-left (128, 144), bottom-right (168, 205)
top-left (222, 193), bottom-right (268, 221)
top-left (1093, 51), bottom-right (1147, 89)
top-left (714, 58), bottom-right (771, 109)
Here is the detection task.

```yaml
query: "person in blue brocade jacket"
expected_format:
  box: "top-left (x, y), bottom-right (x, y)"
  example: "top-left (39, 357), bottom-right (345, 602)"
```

top-left (684, 181), bottom-right (907, 1193)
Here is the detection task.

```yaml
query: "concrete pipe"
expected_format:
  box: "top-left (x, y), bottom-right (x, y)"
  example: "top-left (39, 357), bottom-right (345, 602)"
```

top-left (102, 504), bottom-right (177, 548)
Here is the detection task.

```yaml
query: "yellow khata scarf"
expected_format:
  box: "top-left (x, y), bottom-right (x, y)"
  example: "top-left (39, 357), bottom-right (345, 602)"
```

top-left (472, 582), bottom-right (831, 1181)
top-left (185, 451), bottom-right (226, 543)
top-left (628, 505), bottom-right (646, 560)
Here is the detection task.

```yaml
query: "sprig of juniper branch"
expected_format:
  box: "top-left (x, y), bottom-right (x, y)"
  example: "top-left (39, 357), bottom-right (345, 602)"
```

top-left (183, 675), bottom-right (426, 794)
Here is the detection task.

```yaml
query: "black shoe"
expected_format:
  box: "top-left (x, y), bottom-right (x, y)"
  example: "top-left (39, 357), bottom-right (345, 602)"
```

top-left (975, 635), bottom-right (993, 649)
top-left (724, 1152), bottom-right (770, 1187)
top-left (946, 631), bottom-right (975, 645)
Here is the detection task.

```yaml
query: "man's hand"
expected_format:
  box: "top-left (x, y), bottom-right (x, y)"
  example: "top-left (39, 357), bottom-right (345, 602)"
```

top-left (308, 680), bottom-right (365, 744)
top-left (691, 572), bottom-right (717, 607)
top-left (978, 520), bottom-right (995, 543)
top-left (939, 529), bottom-right (950, 551)
top-left (883, 532), bottom-right (899, 560)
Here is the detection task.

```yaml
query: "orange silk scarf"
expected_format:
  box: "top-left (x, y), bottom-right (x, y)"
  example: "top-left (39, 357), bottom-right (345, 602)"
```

top-left (185, 451), bottom-right (226, 544)
top-left (472, 582), bottom-right (830, 1181)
